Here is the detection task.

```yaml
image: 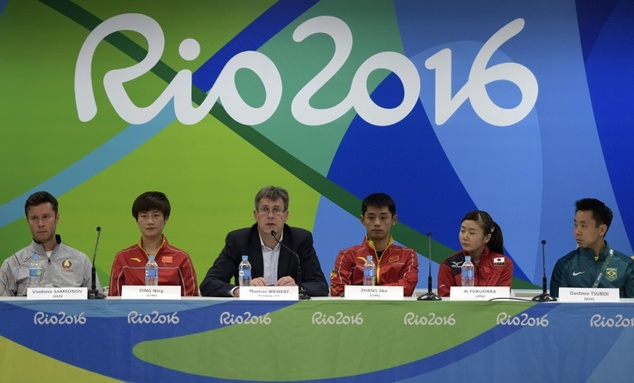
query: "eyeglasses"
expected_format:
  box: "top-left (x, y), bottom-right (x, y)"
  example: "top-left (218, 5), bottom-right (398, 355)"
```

top-left (256, 208), bottom-right (287, 217)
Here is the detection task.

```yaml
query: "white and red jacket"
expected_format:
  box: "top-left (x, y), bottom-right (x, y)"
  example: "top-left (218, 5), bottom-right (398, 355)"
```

top-left (437, 246), bottom-right (513, 297)
top-left (109, 236), bottom-right (198, 296)
top-left (330, 236), bottom-right (418, 296)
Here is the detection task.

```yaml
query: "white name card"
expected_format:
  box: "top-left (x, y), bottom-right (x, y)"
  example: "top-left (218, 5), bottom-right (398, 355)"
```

top-left (240, 286), bottom-right (298, 301)
top-left (344, 285), bottom-right (404, 300)
top-left (558, 287), bottom-right (620, 303)
top-left (450, 286), bottom-right (510, 301)
top-left (121, 285), bottom-right (181, 300)
top-left (27, 287), bottom-right (87, 300)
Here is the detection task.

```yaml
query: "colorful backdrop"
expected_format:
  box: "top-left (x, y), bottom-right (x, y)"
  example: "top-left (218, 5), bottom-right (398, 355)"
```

top-left (1, 0), bottom-right (633, 290)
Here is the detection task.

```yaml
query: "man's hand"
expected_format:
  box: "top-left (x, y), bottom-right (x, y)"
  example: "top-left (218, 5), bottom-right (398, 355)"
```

top-left (275, 276), bottom-right (297, 287)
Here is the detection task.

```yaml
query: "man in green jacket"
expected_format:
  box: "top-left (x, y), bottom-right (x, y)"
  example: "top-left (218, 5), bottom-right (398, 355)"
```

top-left (550, 198), bottom-right (634, 298)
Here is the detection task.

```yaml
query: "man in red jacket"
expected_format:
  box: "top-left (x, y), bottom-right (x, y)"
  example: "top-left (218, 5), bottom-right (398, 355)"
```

top-left (330, 193), bottom-right (419, 296)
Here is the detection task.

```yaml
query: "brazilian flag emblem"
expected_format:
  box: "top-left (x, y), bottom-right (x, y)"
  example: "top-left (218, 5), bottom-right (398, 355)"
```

top-left (606, 268), bottom-right (617, 281)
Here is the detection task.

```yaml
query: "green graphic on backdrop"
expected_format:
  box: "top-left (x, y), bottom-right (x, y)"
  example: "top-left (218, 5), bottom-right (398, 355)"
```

top-left (133, 301), bottom-right (532, 380)
top-left (0, 0), bottom-right (536, 288)
top-left (0, 336), bottom-right (119, 382)
top-left (0, 0), bottom-right (319, 284)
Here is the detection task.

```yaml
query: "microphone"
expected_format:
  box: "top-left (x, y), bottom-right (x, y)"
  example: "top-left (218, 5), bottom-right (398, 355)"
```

top-left (271, 230), bottom-right (310, 300)
top-left (418, 232), bottom-right (442, 301)
top-left (88, 226), bottom-right (106, 299)
top-left (532, 239), bottom-right (556, 302)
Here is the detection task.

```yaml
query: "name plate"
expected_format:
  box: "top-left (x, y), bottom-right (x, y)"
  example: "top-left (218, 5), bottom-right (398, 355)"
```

top-left (121, 285), bottom-right (181, 300)
top-left (27, 287), bottom-right (87, 300)
top-left (450, 286), bottom-right (510, 301)
top-left (344, 285), bottom-right (403, 300)
top-left (240, 286), bottom-right (298, 301)
top-left (558, 287), bottom-right (620, 303)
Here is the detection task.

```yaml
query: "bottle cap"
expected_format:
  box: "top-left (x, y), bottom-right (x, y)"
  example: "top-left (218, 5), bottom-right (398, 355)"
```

top-left (32, 254), bottom-right (39, 260)
top-left (465, 255), bottom-right (471, 261)
top-left (242, 255), bottom-right (248, 261)
top-left (149, 254), bottom-right (155, 259)
top-left (367, 255), bottom-right (373, 261)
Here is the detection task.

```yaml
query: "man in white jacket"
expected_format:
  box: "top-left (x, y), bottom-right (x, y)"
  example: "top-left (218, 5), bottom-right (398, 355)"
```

top-left (0, 191), bottom-right (101, 296)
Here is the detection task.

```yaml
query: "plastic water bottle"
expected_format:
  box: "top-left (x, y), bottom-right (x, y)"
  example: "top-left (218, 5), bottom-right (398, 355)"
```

top-left (238, 255), bottom-right (252, 287)
top-left (363, 255), bottom-right (376, 286)
top-left (145, 254), bottom-right (159, 286)
top-left (461, 255), bottom-right (475, 287)
top-left (28, 253), bottom-right (44, 288)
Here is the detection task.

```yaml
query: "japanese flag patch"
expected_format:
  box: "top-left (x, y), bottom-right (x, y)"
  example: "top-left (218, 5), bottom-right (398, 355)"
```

top-left (493, 257), bottom-right (506, 266)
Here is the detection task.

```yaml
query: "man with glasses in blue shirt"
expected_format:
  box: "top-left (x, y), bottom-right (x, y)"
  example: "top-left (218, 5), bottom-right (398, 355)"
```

top-left (200, 186), bottom-right (328, 297)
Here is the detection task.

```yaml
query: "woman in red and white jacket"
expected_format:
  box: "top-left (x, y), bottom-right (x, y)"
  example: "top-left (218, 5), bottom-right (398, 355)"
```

top-left (437, 210), bottom-right (513, 297)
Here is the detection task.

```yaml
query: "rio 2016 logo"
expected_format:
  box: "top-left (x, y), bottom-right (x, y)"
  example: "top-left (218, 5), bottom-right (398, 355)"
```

top-left (33, 311), bottom-right (87, 325)
top-left (75, 14), bottom-right (537, 128)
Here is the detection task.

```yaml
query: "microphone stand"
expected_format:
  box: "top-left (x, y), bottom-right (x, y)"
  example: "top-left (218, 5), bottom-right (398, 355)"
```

top-left (532, 240), bottom-right (556, 302)
top-left (88, 226), bottom-right (106, 299)
top-left (418, 232), bottom-right (441, 301)
top-left (271, 230), bottom-right (310, 300)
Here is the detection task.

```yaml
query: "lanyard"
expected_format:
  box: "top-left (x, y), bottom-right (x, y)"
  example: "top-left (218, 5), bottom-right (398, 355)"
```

top-left (591, 249), bottom-right (614, 288)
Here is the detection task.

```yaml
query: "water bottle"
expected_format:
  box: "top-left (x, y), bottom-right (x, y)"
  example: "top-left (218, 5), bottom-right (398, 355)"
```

top-left (363, 255), bottom-right (376, 286)
top-left (461, 255), bottom-right (475, 287)
top-left (28, 253), bottom-right (44, 288)
top-left (145, 254), bottom-right (159, 286)
top-left (238, 255), bottom-right (252, 287)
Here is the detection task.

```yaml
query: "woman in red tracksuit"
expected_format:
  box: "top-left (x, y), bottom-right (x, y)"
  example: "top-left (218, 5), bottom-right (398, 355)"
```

top-left (437, 210), bottom-right (513, 297)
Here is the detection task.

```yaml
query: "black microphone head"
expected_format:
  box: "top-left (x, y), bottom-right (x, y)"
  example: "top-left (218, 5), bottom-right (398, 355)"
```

top-left (427, 232), bottom-right (432, 237)
top-left (271, 230), bottom-right (277, 237)
top-left (96, 226), bottom-right (101, 232)
top-left (541, 239), bottom-right (546, 245)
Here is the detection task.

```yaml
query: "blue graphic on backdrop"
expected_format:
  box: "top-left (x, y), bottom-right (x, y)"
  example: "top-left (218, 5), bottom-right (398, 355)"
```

top-left (580, 0), bottom-right (634, 248)
top-left (315, 0), bottom-right (633, 287)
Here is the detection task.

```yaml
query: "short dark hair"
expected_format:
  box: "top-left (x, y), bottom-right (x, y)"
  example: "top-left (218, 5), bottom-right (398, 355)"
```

top-left (255, 186), bottom-right (289, 211)
top-left (575, 198), bottom-right (613, 231)
top-left (25, 191), bottom-right (58, 217)
top-left (132, 191), bottom-right (171, 219)
top-left (462, 210), bottom-right (504, 254)
top-left (362, 193), bottom-right (396, 215)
